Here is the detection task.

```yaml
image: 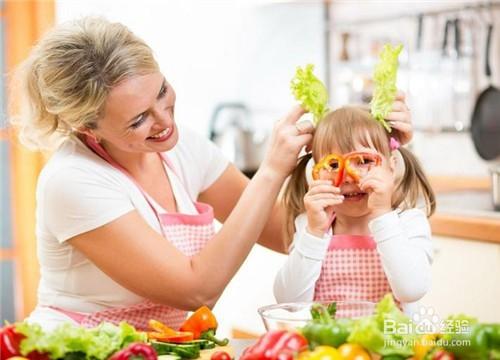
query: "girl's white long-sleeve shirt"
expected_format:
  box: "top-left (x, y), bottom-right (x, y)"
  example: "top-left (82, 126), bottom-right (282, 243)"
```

top-left (273, 209), bottom-right (433, 313)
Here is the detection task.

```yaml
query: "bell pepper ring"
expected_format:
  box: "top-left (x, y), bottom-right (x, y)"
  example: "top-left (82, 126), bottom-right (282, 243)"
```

top-left (312, 151), bottom-right (382, 186)
top-left (108, 342), bottom-right (157, 360)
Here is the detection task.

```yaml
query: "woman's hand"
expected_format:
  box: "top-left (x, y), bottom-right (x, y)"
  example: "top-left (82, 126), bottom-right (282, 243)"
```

top-left (359, 164), bottom-right (395, 218)
top-left (304, 180), bottom-right (343, 237)
top-left (260, 106), bottom-right (314, 180)
top-left (386, 90), bottom-right (413, 145)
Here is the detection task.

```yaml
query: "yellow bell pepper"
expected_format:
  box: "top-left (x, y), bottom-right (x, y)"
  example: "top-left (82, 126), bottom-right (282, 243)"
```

top-left (414, 334), bottom-right (439, 360)
top-left (298, 346), bottom-right (343, 360)
top-left (337, 344), bottom-right (371, 360)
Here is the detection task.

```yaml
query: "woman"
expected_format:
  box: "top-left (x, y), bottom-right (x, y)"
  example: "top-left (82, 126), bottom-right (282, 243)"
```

top-left (13, 17), bottom-right (413, 330)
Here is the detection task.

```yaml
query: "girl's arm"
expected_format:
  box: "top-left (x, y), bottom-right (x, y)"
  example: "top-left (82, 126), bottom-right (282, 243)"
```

top-left (370, 208), bottom-right (433, 303)
top-left (273, 214), bottom-right (330, 302)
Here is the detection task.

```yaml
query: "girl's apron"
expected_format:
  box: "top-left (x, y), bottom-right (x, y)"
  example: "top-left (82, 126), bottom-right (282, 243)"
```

top-left (313, 216), bottom-right (394, 318)
top-left (48, 137), bottom-right (215, 330)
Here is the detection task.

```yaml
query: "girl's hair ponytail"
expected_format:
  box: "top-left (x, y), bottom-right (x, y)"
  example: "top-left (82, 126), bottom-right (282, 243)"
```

top-left (393, 147), bottom-right (436, 217)
top-left (282, 152), bottom-right (312, 249)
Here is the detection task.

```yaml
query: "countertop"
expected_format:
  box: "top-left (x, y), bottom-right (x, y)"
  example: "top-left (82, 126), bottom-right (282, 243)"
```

top-left (429, 176), bottom-right (500, 243)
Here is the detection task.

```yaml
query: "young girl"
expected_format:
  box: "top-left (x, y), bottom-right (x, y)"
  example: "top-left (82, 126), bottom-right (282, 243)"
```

top-left (273, 106), bottom-right (435, 313)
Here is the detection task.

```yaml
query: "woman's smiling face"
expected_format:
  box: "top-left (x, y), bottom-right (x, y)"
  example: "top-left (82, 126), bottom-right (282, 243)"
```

top-left (92, 72), bottom-right (179, 154)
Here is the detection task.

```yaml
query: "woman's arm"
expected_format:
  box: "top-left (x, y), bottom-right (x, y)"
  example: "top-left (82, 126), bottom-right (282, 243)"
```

top-left (370, 208), bottom-right (433, 303)
top-left (69, 106), bottom-right (313, 311)
top-left (198, 165), bottom-right (287, 253)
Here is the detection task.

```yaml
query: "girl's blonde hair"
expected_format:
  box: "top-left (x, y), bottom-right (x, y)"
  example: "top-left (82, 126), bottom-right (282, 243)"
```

top-left (11, 17), bottom-right (159, 150)
top-left (282, 106), bottom-right (435, 245)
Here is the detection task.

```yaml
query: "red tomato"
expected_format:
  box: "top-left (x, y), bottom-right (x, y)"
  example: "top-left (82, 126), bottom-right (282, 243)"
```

top-left (210, 350), bottom-right (232, 360)
top-left (433, 349), bottom-right (455, 360)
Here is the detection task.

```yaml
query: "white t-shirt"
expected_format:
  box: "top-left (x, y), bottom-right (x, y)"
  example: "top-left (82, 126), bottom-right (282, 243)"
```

top-left (29, 125), bottom-right (228, 326)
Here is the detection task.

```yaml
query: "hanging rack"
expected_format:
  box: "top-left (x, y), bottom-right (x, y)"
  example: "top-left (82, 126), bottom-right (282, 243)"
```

top-left (331, 1), bottom-right (500, 28)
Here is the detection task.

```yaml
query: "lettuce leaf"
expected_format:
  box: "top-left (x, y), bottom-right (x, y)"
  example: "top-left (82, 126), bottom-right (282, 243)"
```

top-left (370, 44), bottom-right (403, 132)
top-left (347, 293), bottom-right (416, 357)
top-left (16, 321), bottom-right (147, 360)
top-left (290, 64), bottom-right (329, 125)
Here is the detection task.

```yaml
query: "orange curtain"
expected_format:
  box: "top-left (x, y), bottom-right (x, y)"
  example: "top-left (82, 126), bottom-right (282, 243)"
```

top-left (5, 0), bottom-right (55, 319)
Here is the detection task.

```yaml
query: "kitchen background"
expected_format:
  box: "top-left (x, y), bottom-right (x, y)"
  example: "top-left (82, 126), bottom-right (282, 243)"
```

top-left (1, 0), bottom-right (499, 338)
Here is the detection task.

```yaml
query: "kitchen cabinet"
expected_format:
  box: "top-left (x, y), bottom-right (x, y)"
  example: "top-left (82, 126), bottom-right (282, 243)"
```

top-left (419, 235), bottom-right (500, 322)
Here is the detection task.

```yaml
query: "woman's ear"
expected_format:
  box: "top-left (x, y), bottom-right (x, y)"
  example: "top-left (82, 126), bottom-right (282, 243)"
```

top-left (76, 127), bottom-right (100, 142)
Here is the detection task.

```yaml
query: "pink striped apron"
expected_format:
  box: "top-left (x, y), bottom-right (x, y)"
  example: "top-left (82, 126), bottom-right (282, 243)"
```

top-left (313, 217), bottom-right (394, 318)
top-left (48, 136), bottom-right (215, 331)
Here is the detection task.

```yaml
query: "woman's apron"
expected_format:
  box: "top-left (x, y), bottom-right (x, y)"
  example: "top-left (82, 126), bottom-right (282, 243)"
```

top-left (313, 216), bottom-right (394, 318)
top-left (48, 137), bottom-right (215, 330)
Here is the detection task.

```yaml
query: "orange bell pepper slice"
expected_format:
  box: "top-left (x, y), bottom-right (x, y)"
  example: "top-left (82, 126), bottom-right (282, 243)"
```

top-left (147, 319), bottom-right (194, 342)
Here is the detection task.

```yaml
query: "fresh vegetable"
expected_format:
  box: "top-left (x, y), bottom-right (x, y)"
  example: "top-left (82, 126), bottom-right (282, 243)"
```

top-left (108, 342), bottom-right (157, 360)
top-left (442, 318), bottom-right (500, 360)
top-left (148, 319), bottom-right (194, 343)
top-left (370, 44), bottom-right (403, 132)
top-left (301, 303), bottom-right (353, 349)
top-left (347, 294), bottom-right (416, 358)
top-left (179, 306), bottom-right (228, 346)
top-left (431, 349), bottom-right (455, 360)
top-left (150, 341), bottom-right (200, 359)
top-left (414, 334), bottom-right (439, 360)
top-left (15, 321), bottom-right (146, 360)
top-left (240, 329), bottom-right (308, 360)
top-left (176, 339), bottom-right (216, 350)
top-left (290, 64), bottom-right (329, 125)
top-left (157, 355), bottom-right (181, 360)
top-left (210, 350), bottom-right (232, 360)
top-left (297, 345), bottom-right (342, 360)
top-left (337, 343), bottom-right (371, 360)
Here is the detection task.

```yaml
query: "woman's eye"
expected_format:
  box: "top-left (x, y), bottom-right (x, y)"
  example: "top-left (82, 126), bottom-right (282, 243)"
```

top-left (130, 115), bottom-right (147, 129)
top-left (159, 84), bottom-right (167, 98)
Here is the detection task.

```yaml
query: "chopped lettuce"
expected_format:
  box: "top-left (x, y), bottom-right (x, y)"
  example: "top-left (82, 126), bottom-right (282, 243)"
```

top-left (16, 321), bottom-right (147, 360)
top-left (347, 293), bottom-right (416, 357)
top-left (370, 44), bottom-right (403, 132)
top-left (290, 64), bottom-right (329, 125)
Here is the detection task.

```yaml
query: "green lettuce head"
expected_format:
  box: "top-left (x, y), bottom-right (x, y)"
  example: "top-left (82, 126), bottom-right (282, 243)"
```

top-left (290, 64), bottom-right (329, 125)
top-left (370, 44), bottom-right (403, 132)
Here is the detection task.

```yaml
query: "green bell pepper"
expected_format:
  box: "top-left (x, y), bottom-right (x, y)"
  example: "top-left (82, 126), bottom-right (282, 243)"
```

top-left (444, 323), bottom-right (500, 359)
top-left (300, 303), bottom-right (353, 349)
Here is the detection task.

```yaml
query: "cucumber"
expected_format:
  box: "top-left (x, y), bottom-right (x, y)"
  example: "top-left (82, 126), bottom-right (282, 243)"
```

top-left (158, 354), bottom-right (182, 360)
top-left (172, 339), bottom-right (216, 350)
top-left (151, 341), bottom-right (200, 359)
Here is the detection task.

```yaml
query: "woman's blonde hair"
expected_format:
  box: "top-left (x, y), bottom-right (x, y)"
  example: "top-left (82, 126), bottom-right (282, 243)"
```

top-left (11, 17), bottom-right (159, 150)
top-left (282, 106), bottom-right (435, 245)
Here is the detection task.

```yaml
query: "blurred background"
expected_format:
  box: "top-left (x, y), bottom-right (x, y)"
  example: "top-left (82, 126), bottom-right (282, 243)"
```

top-left (1, 0), bottom-right (499, 338)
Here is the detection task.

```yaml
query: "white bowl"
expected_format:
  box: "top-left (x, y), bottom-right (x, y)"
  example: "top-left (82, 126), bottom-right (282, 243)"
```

top-left (258, 301), bottom-right (375, 331)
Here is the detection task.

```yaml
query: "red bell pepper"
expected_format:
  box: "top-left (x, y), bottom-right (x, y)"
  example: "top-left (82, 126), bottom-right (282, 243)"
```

top-left (0, 324), bottom-right (48, 360)
top-left (179, 306), bottom-right (229, 346)
top-left (108, 342), bottom-right (157, 360)
top-left (240, 330), bottom-right (308, 360)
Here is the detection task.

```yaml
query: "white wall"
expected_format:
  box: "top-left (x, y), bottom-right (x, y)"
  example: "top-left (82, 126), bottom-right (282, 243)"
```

top-left (56, 0), bottom-right (325, 135)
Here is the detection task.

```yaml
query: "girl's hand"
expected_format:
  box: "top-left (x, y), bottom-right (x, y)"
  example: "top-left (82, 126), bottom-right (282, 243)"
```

top-left (304, 180), bottom-right (344, 237)
top-left (359, 164), bottom-right (394, 218)
top-left (385, 90), bottom-right (413, 145)
top-left (260, 106), bottom-right (314, 181)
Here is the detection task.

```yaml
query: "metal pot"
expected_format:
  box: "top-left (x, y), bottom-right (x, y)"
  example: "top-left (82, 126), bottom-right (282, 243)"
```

top-left (209, 103), bottom-right (269, 177)
top-left (491, 165), bottom-right (500, 211)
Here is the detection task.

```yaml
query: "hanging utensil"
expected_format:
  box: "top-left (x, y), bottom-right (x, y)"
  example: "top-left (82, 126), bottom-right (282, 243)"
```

top-left (470, 22), bottom-right (500, 160)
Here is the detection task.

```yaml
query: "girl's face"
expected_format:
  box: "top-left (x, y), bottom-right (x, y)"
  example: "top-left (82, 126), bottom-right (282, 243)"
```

top-left (91, 72), bottom-right (179, 155)
top-left (319, 141), bottom-right (392, 218)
